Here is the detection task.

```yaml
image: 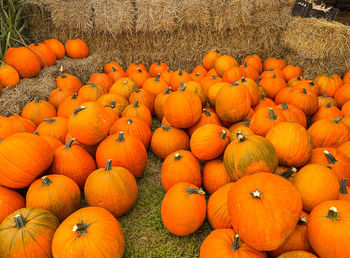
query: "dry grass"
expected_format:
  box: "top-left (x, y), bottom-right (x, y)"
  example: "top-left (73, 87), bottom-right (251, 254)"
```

top-left (178, 0), bottom-right (211, 28)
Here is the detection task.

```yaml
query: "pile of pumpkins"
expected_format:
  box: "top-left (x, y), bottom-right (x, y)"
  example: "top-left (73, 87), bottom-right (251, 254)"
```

top-left (0, 39), bottom-right (350, 257)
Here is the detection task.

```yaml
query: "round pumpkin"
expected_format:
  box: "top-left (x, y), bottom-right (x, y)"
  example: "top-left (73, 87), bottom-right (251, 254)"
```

top-left (65, 38), bottom-right (89, 59)
top-left (104, 61), bottom-right (124, 74)
top-left (169, 69), bottom-right (192, 91)
top-left (0, 63), bottom-right (20, 88)
top-left (97, 93), bottom-right (128, 116)
top-left (314, 73), bottom-right (343, 97)
top-left (294, 80), bottom-right (320, 96)
top-left (334, 83), bottom-right (350, 107)
top-left (188, 108), bottom-right (223, 136)
top-left (154, 87), bottom-right (172, 119)
top-left (57, 93), bottom-right (86, 118)
top-left (203, 49), bottom-right (222, 70)
top-left (36, 117), bottom-right (68, 143)
top-left (122, 100), bottom-right (152, 127)
top-left (42, 38), bottom-right (66, 59)
top-left (49, 88), bottom-right (75, 109)
top-left (88, 72), bottom-right (113, 91)
top-left (56, 71), bottom-right (83, 92)
top-left (21, 98), bottom-right (56, 126)
top-left (310, 101), bottom-right (343, 124)
top-left (129, 68), bottom-right (150, 88)
top-left (214, 55), bottom-right (239, 77)
top-left (275, 103), bottom-right (307, 128)
top-left (242, 54), bottom-right (262, 74)
top-left (0, 186), bottom-right (25, 224)
top-left (283, 64), bottom-right (303, 82)
top-left (143, 74), bottom-right (169, 97)
top-left (129, 88), bottom-right (155, 114)
top-left (249, 107), bottom-right (286, 137)
top-left (28, 41), bottom-right (56, 67)
top-left (277, 251), bottom-right (317, 258)
top-left (263, 57), bottom-right (287, 71)
top-left (318, 93), bottom-right (337, 107)
top-left (78, 82), bottom-right (107, 102)
top-left (239, 61), bottom-right (259, 81)
top-left (203, 159), bottom-right (232, 195)
top-left (338, 140), bottom-right (350, 160)
top-left (259, 75), bottom-right (287, 99)
top-left (108, 66), bottom-right (127, 82)
top-left (149, 60), bottom-right (168, 77)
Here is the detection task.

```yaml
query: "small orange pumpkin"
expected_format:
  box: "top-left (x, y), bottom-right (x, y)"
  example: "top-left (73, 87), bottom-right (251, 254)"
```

top-left (65, 38), bottom-right (89, 59)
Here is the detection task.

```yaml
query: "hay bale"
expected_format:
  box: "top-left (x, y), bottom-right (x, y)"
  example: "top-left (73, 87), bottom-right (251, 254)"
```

top-left (177, 0), bottom-right (211, 28)
top-left (281, 17), bottom-right (350, 60)
top-left (92, 0), bottom-right (135, 36)
top-left (135, 0), bottom-right (181, 33)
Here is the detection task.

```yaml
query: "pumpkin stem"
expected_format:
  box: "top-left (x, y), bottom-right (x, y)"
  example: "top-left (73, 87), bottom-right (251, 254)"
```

top-left (323, 93), bottom-right (327, 98)
top-left (34, 97), bottom-right (40, 103)
top-left (41, 176), bottom-right (53, 187)
top-left (14, 214), bottom-right (26, 229)
top-left (64, 138), bottom-right (76, 149)
top-left (135, 61), bottom-right (139, 65)
top-left (186, 188), bottom-right (205, 195)
top-left (34, 37), bottom-right (39, 46)
top-left (71, 93), bottom-right (78, 99)
top-left (246, 120), bottom-right (251, 126)
top-left (127, 119), bottom-right (133, 125)
top-left (212, 75), bottom-right (216, 80)
top-left (220, 129), bottom-right (227, 139)
top-left (195, 72), bottom-right (200, 77)
top-left (256, 77), bottom-right (260, 85)
top-left (302, 88), bottom-right (307, 94)
top-left (326, 101), bottom-right (332, 108)
top-left (340, 178), bottom-right (348, 194)
top-left (73, 106), bottom-right (86, 116)
top-left (137, 68), bottom-right (142, 73)
top-left (272, 74), bottom-right (276, 79)
top-left (59, 66), bottom-right (67, 78)
top-left (110, 100), bottom-right (115, 108)
top-left (308, 81), bottom-right (314, 86)
top-left (240, 77), bottom-right (246, 83)
top-left (250, 189), bottom-right (262, 200)
top-left (232, 235), bottom-right (240, 251)
top-left (112, 66), bottom-right (117, 72)
top-left (281, 103), bottom-right (290, 110)
top-left (86, 82), bottom-right (97, 87)
top-left (117, 132), bottom-right (124, 142)
top-left (174, 153), bottom-right (183, 161)
top-left (157, 60), bottom-right (161, 65)
top-left (134, 88), bottom-right (141, 93)
top-left (332, 117), bottom-right (342, 124)
top-left (3, 111), bottom-right (10, 117)
top-left (268, 108), bottom-right (277, 120)
top-left (298, 216), bottom-right (308, 225)
top-left (123, 80), bottom-right (128, 84)
top-left (43, 118), bottom-right (55, 124)
top-left (265, 68), bottom-right (274, 71)
top-left (155, 73), bottom-right (161, 81)
top-left (161, 125), bottom-right (171, 131)
top-left (104, 159), bottom-right (113, 171)
top-left (203, 108), bottom-right (211, 117)
top-left (326, 207), bottom-right (340, 221)
top-left (214, 49), bottom-right (220, 53)
top-left (164, 87), bottom-right (171, 94)
top-left (280, 167), bottom-right (297, 179)
top-left (72, 220), bottom-right (91, 238)
top-left (133, 100), bottom-right (139, 108)
top-left (237, 132), bottom-right (247, 142)
top-left (0, 138), bottom-right (2, 143)
top-left (166, 67), bottom-right (170, 72)
top-left (179, 69), bottom-right (183, 76)
top-left (33, 131), bottom-right (39, 136)
top-left (179, 82), bottom-right (187, 91)
top-left (230, 82), bottom-right (239, 87)
top-left (243, 61), bottom-right (247, 68)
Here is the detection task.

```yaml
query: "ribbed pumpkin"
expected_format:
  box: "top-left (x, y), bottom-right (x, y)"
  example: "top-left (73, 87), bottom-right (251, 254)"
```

top-left (170, 69), bottom-right (192, 91)
top-left (88, 72), bottom-right (113, 91)
top-left (65, 38), bottom-right (89, 59)
top-left (254, 94), bottom-right (276, 111)
top-left (84, 159), bottom-right (137, 217)
top-left (263, 57), bottom-right (287, 71)
top-left (42, 38), bottom-right (66, 59)
top-left (203, 49), bottom-right (222, 70)
top-left (6, 114), bottom-right (36, 134)
top-left (109, 77), bottom-right (138, 99)
top-left (181, 81), bottom-right (207, 106)
top-left (334, 83), bottom-right (350, 107)
top-left (0, 208), bottom-right (59, 257)
top-left (4, 46), bottom-right (41, 78)
top-left (287, 76), bottom-right (305, 87)
top-left (311, 101), bottom-right (343, 124)
top-left (161, 182), bottom-right (206, 236)
top-left (104, 61), bottom-right (124, 74)
top-left (294, 80), bottom-right (320, 96)
top-left (338, 140), bottom-right (350, 160)
top-left (28, 41), bottom-right (56, 67)
top-left (34, 132), bottom-right (63, 151)
top-left (277, 251), bottom-right (317, 258)
top-left (97, 93), bottom-right (129, 116)
top-left (78, 82), bottom-right (107, 102)
top-left (151, 125), bottom-right (190, 159)
top-left (192, 64), bottom-right (208, 77)
top-left (0, 116), bottom-right (15, 139)
top-left (223, 133), bottom-right (278, 181)
top-left (314, 72), bottom-right (343, 97)
top-left (200, 75), bottom-right (223, 93)
top-left (228, 172), bottom-right (302, 251)
top-left (108, 66), bottom-right (127, 82)
top-left (49, 88), bottom-right (75, 109)
top-left (282, 64), bottom-right (303, 81)
top-left (237, 77), bottom-right (261, 106)
top-left (122, 100), bottom-right (152, 127)
top-left (21, 98), bottom-right (56, 126)
top-left (50, 138), bottom-right (96, 189)
top-left (52, 207), bottom-right (125, 258)
top-left (318, 93), bottom-right (337, 107)
top-left (339, 178), bottom-right (350, 201)
top-left (214, 55), bottom-right (239, 77)
top-left (208, 81), bottom-right (229, 107)
top-left (294, 164), bottom-right (339, 212)
top-left (26, 175), bottom-right (80, 221)
top-left (57, 93), bottom-right (85, 118)
top-left (129, 88), bottom-right (155, 114)
top-left (0, 63), bottom-right (20, 88)
top-left (215, 82), bottom-right (251, 123)
top-left (249, 107), bottom-right (286, 137)
top-left (200, 229), bottom-right (267, 258)
top-left (143, 74), bottom-right (169, 96)
top-left (126, 61), bottom-right (147, 75)
top-left (160, 68), bottom-right (174, 85)
top-left (36, 117), bottom-right (68, 143)
top-left (265, 121), bottom-right (313, 167)
top-left (259, 75), bottom-right (287, 99)
top-left (64, 133), bottom-right (98, 158)
top-left (222, 66), bottom-right (245, 84)
top-left (342, 101), bottom-right (350, 116)
top-left (154, 87), bottom-right (172, 119)
top-left (308, 148), bottom-right (350, 184)
top-left (202, 159), bottom-right (232, 195)
top-left (164, 83), bottom-right (202, 128)
top-left (96, 132), bottom-right (147, 178)
top-left (161, 150), bottom-right (201, 191)
top-left (128, 68), bottom-right (150, 88)
top-left (307, 117), bottom-right (350, 147)
top-left (207, 182), bottom-right (234, 229)
top-left (68, 102), bottom-right (113, 145)
top-left (103, 101), bottom-right (120, 124)
top-left (344, 70), bottom-right (350, 84)
top-left (307, 200), bottom-right (350, 257)
top-left (239, 61), bottom-right (259, 81)
top-left (260, 68), bottom-right (286, 80)
top-left (0, 186), bottom-right (25, 223)
top-left (190, 124), bottom-right (229, 161)
top-left (188, 108), bottom-right (223, 136)
top-left (0, 133), bottom-right (53, 189)
top-left (275, 103), bottom-right (307, 128)
top-left (268, 212), bottom-right (311, 257)
top-left (149, 61), bottom-right (168, 77)
top-left (242, 54), bottom-right (262, 74)
top-left (56, 70), bottom-right (83, 92)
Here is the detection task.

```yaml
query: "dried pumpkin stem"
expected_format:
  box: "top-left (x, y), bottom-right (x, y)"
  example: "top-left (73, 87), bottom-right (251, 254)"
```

top-left (178, 69), bottom-right (183, 76)
top-left (326, 101), bottom-right (332, 108)
top-left (220, 130), bottom-right (227, 139)
top-left (302, 88), bottom-right (307, 94)
top-left (179, 82), bottom-right (187, 91)
top-left (86, 82), bottom-right (97, 87)
top-left (71, 93), bottom-right (78, 99)
top-left (212, 75), bottom-right (216, 80)
top-left (104, 159), bottom-right (113, 171)
top-left (34, 97), bottom-right (40, 103)
top-left (155, 74), bottom-right (161, 81)
top-left (340, 178), bottom-right (348, 194)
top-left (33, 131), bottom-right (39, 136)
top-left (282, 103), bottom-right (290, 110)
top-left (73, 106), bottom-right (86, 116)
top-left (241, 77), bottom-right (246, 82)
top-left (232, 235), bottom-right (240, 251)
top-left (237, 132), bottom-right (247, 142)
top-left (161, 125), bottom-right (171, 131)
top-left (280, 167), bottom-right (297, 179)
top-left (323, 93), bottom-right (327, 97)
top-left (134, 88), bottom-right (141, 93)
top-left (174, 153), bottom-right (183, 161)
top-left (127, 119), bottom-right (133, 125)
top-left (110, 100), bottom-right (115, 109)
top-left (133, 100), bottom-right (139, 108)
top-left (72, 220), bottom-right (91, 238)
top-left (298, 216), bottom-right (308, 225)
top-left (326, 207), bottom-right (340, 221)
top-left (64, 138), bottom-right (76, 149)
top-left (14, 214), bottom-right (26, 229)
top-left (43, 118), bottom-right (55, 123)
top-left (157, 60), bottom-right (161, 65)
top-left (164, 87), bottom-right (171, 94)
top-left (269, 108), bottom-right (277, 120)
top-left (41, 176), bottom-right (53, 187)
top-left (186, 188), bottom-right (205, 195)
top-left (203, 108), bottom-right (211, 117)
top-left (324, 150), bottom-right (337, 164)
top-left (112, 67), bottom-right (117, 72)
top-left (332, 117), bottom-right (342, 124)
top-left (117, 132), bottom-right (124, 142)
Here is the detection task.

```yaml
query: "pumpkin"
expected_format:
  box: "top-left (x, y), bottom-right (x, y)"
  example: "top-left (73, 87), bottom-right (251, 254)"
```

top-left (239, 61), bottom-right (259, 81)
top-left (161, 150), bottom-right (201, 191)
top-left (317, 94), bottom-right (337, 109)
top-left (342, 101), bottom-right (350, 116)
top-left (265, 121), bottom-right (313, 167)
top-left (282, 64), bottom-right (303, 82)
top-left (108, 66), bottom-right (127, 82)
top-left (97, 93), bottom-right (128, 116)
top-left (237, 77), bottom-right (261, 106)
top-left (307, 117), bottom-right (350, 147)
top-left (334, 83), bottom-right (350, 107)
top-left (35, 132), bottom-right (63, 151)
top-left (103, 101), bottom-right (120, 124)
top-left (294, 80), bottom-right (320, 96)
top-left (314, 72), bottom-right (343, 97)
top-left (0, 116), bottom-right (16, 139)
top-left (0, 208), bottom-right (59, 257)
top-left (344, 70), bottom-right (350, 84)
top-left (129, 88), bottom-right (155, 114)
top-left (339, 178), bottom-right (350, 201)
top-left (36, 117), bottom-right (68, 143)
top-left (203, 159), bottom-right (232, 195)
top-left (181, 81), bottom-right (207, 106)
top-left (122, 100), bottom-right (152, 127)
top-left (287, 76), bottom-right (306, 87)
top-left (308, 148), bottom-right (350, 184)
top-left (96, 131), bottom-right (147, 178)
top-left (268, 212), bottom-right (311, 257)
top-left (52, 206), bottom-right (125, 258)
top-left (293, 164), bottom-right (339, 212)
top-left (188, 108), bottom-right (223, 136)
top-left (51, 138), bottom-right (96, 189)
top-left (192, 64), bottom-right (208, 77)
top-left (0, 132), bottom-right (53, 189)
top-left (214, 55), bottom-right (239, 77)
top-left (207, 68), bottom-right (219, 77)
top-left (0, 63), bottom-right (20, 88)
top-left (149, 60), bottom-right (168, 77)
top-left (4, 46), bottom-right (41, 78)
top-left (26, 175), bottom-right (80, 221)
top-left (260, 68), bottom-right (286, 80)
top-left (84, 159), bottom-right (137, 217)
top-left (64, 133), bottom-right (98, 158)
top-left (223, 133), bottom-right (278, 181)
top-left (169, 69), bottom-right (192, 91)
top-left (275, 103), bottom-right (307, 128)
top-left (338, 141), bottom-right (350, 159)
top-left (42, 38), bottom-right (66, 59)
top-left (154, 87), bottom-right (172, 119)
top-left (88, 72), bottom-right (114, 91)
top-left (203, 49), bottom-right (222, 70)
top-left (49, 88), bottom-right (75, 109)
top-left (21, 97), bottom-right (56, 126)
top-left (208, 82), bottom-right (229, 107)
top-left (254, 94), bottom-right (276, 111)
top-left (190, 124), bottom-right (229, 161)
top-left (263, 57), bottom-right (287, 71)
top-left (29, 41), bottom-right (56, 67)
top-left (222, 66), bottom-right (245, 84)
top-left (57, 93), bottom-right (86, 118)
top-left (68, 102), bottom-right (113, 146)
top-left (6, 114), bottom-right (36, 134)
top-left (249, 107), bottom-right (286, 137)
top-left (215, 82), bottom-right (251, 123)
top-left (0, 186), bottom-right (25, 223)
top-left (104, 61), bottom-right (124, 74)
top-left (109, 77), bottom-right (138, 99)
top-left (200, 75), bottom-right (223, 93)
top-left (159, 67), bottom-right (174, 85)
top-left (151, 125), bottom-right (190, 159)
top-left (143, 74), bottom-right (169, 96)
top-left (56, 70), bottom-right (83, 92)
top-left (228, 172), bottom-right (302, 251)
top-left (109, 117), bottom-right (151, 148)
top-left (312, 101), bottom-right (343, 124)
top-left (65, 38), bottom-right (89, 59)
top-left (164, 83), bottom-right (202, 128)
top-left (200, 229), bottom-right (267, 258)
top-left (307, 200), bottom-right (350, 257)
top-left (162, 116), bottom-right (173, 127)
top-left (259, 75), bottom-right (287, 99)
top-left (78, 82), bottom-right (107, 102)
top-left (242, 54), bottom-right (262, 74)
top-left (126, 61), bottom-right (147, 75)
top-left (229, 126), bottom-right (254, 142)
top-left (129, 68), bottom-right (151, 88)
top-left (161, 182), bottom-right (206, 236)
top-left (277, 251), bottom-right (317, 258)
top-left (274, 166), bottom-right (298, 183)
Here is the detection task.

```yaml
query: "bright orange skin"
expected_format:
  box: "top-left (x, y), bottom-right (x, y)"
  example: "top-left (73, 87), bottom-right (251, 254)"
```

top-left (52, 207), bottom-right (125, 258)
top-left (129, 69), bottom-right (150, 88)
top-left (342, 101), bottom-right (350, 116)
top-left (143, 76), bottom-right (169, 96)
top-left (287, 76), bottom-right (306, 87)
top-left (192, 64), bottom-right (208, 77)
top-left (240, 62), bottom-right (259, 81)
top-left (203, 159), bottom-right (232, 195)
top-left (314, 73), bottom-right (343, 97)
top-left (88, 72), bottom-right (114, 91)
top-left (0, 186), bottom-right (25, 224)
top-left (310, 103), bottom-right (343, 124)
top-left (0, 63), bottom-right (19, 88)
top-left (154, 88), bottom-right (171, 120)
top-left (129, 88), bottom-right (155, 114)
top-left (200, 75), bottom-right (223, 93)
top-left (203, 49), bottom-right (222, 70)
top-left (182, 81), bottom-right (207, 106)
top-left (40, 135), bottom-right (63, 151)
top-left (36, 116), bottom-right (68, 143)
top-left (21, 99), bottom-right (56, 126)
top-left (200, 229), bottom-right (267, 258)
top-left (344, 70), bottom-right (350, 84)
top-left (335, 83), bottom-right (350, 108)
top-left (56, 72), bottom-right (83, 93)
top-left (169, 70), bottom-right (192, 91)
top-left (43, 39), bottom-right (66, 59)
top-left (161, 182), bottom-right (206, 236)
top-left (214, 55), bottom-right (239, 77)
top-left (6, 115), bottom-right (36, 133)
top-left (0, 208), bottom-right (59, 258)
top-left (109, 77), bottom-right (138, 99)
top-left (294, 164), bottom-right (339, 212)
top-left (149, 61), bottom-right (168, 77)
top-left (29, 42), bottom-right (56, 67)
top-left (188, 108), bottom-right (223, 136)
top-left (237, 77), bottom-right (262, 106)
top-left (57, 94), bottom-right (86, 118)
top-left (249, 107), bottom-right (286, 137)
top-left (122, 101), bottom-right (152, 127)
top-left (65, 38), bottom-right (89, 59)
top-left (228, 172), bottom-right (303, 251)
top-left (0, 116), bottom-right (16, 139)
top-left (283, 64), bottom-right (303, 82)
top-left (275, 103), bottom-right (307, 128)
top-left (294, 80), bottom-right (321, 96)
top-left (254, 95), bottom-right (276, 111)
top-left (242, 54), bottom-right (262, 74)
top-left (260, 69), bottom-right (286, 80)
top-left (104, 61), bottom-right (124, 74)
top-left (338, 140), bottom-right (350, 160)
top-left (278, 251), bottom-right (317, 258)
top-left (97, 93), bottom-right (128, 115)
top-left (259, 76), bottom-right (287, 100)
top-left (222, 66), bottom-right (245, 84)
top-left (263, 57), bottom-right (287, 71)
top-left (161, 150), bottom-right (201, 191)
top-left (159, 68), bottom-right (174, 85)
top-left (108, 68), bottom-right (127, 82)
top-left (318, 94), bottom-right (337, 108)
top-left (26, 174), bottom-right (80, 222)
top-left (78, 83), bottom-right (107, 102)
top-left (307, 200), bottom-right (350, 258)
top-left (126, 62), bottom-right (147, 76)
top-left (49, 88), bottom-right (75, 109)
top-left (208, 82), bottom-right (229, 107)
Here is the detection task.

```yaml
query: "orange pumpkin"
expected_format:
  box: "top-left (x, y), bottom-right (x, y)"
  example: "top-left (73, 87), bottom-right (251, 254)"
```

top-left (334, 83), bottom-right (350, 108)
top-left (29, 41), bottom-right (56, 67)
top-left (122, 100), bottom-right (152, 127)
top-left (275, 103), bottom-right (307, 128)
top-left (208, 81), bottom-right (229, 107)
top-left (88, 72), bottom-right (114, 91)
top-left (0, 186), bottom-right (25, 224)
top-left (57, 93), bottom-right (86, 118)
top-left (159, 67), bottom-right (174, 85)
top-left (277, 251), bottom-right (317, 258)
top-left (128, 68), bottom-right (150, 88)
top-left (49, 88), bottom-right (75, 109)
top-left (260, 68), bottom-right (286, 80)
top-left (311, 101), bottom-right (343, 124)
top-left (338, 140), bottom-right (350, 160)
top-left (143, 74), bottom-right (169, 96)
top-left (65, 38), bottom-right (89, 59)
top-left (104, 61), bottom-right (124, 74)
top-left (237, 77), bottom-right (261, 106)
top-left (254, 94), bottom-right (276, 111)
top-left (259, 75), bottom-right (287, 99)
top-left (149, 60), bottom-right (168, 77)
top-left (0, 63), bottom-right (20, 88)
top-left (287, 76), bottom-right (306, 87)
top-left (200, 75), bottom-right (223, 93)
top-left (242, 54), bottom-right (262, 74)
top-left (42, 38), bottom-right (66, 59)
top-left (181, 81), bottom-right (207, 106)
top-left (263, 57), bottom-right (287, 71)
top-left (294, 80), bottom-right (321, 96)
top-left (129, 88), bottom-right (155, 114)
top-left (56, 70), bottom-right (83, 92)
top-left (203, 49), bottom-right (222, 70)
top-left (282, 64), bottom-right (303, 81)
top-left (109, 77), bottom-right (138, 99)
top-left (36, 117), bottom-right (68, 143)
top-left (170, 69), bottom-right (192, 91)
top-left (239, 61), bottom-right (259, 81)
top-left (222, 66), bottom-right (245, 84)
top-left (6, 114), bottom-right (36, 134)
top-left (249, 107), bottom-right (286, 137)
top-left (0, 116), bottom-right (16, 139)
top-left (203, 159), bottom-right (232, 195)
top-left (318, 93), bottom-right (337, 108)
top-left (97, 93), bottom-right (128, 116)
top-left (188, 108), bottom-right (223, 136)
top-left (35, 132), bottom-right (63, 151)
top-left (126, 61), bottom-right (147, 75)
top-left (154, 87), bottom-right (172, 119)
top-left (214, 55), bottom-right (239, 77)
top-left (78, 82), bottom-right (107, 102)
top-left (314, 72), bottom-right (343, 97)
top-left (108, 66), bottom-right (127, 82)
top-left (21, 98), bottom-right (56, 126)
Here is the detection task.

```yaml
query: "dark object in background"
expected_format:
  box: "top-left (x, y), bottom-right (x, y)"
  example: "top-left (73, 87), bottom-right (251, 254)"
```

top-left (292, 0), bottom-right (340, 20)
top-left (335, 0), bottom-right (350, 11)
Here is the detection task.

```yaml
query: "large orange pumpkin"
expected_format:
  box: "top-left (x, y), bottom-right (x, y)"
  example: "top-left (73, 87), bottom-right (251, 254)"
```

top-left (109, 77), bottom-right (138, 99)
top-left (36, 117), bottom-right (68, 143)
top-left (28, 41), bottom-right (56, 67)
top-left (65, 38), bottom-right (89, 59)
top-left (188, 108), bottom-right (223, 136)
top-left (108, 66), bottom-right (127, 82)
top-left (21, 98), bottom-right (56, 126)
top-left (42, 38), bottom-right (66, 59)
top-left (0, 186), bottom-right (25, 224)
top-left (294, 80), bottom-right (321, 96)
top-left (169, 69), bottom-right (192, 91)
top-left (0, 116), bottom-right (16, 139)
top-left (314, 73), bottom-right (343, 97)
top-left (249, 107), bottom-right (286, 137)
top-left (154, 87), bottom-right (172, 119)
top-left (129, 68), bottom-right (150, 88)
top-left (318, 93), bottom-right (337, 107)
top-left (203, 159), bottom-right (232, 195)
top-left (104, 61), bottom-right (124, 74)
top-left (237, 77), bottom-right (261, 106)
top-left (97, 93), bottom-right (128, 116)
